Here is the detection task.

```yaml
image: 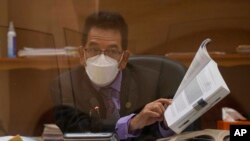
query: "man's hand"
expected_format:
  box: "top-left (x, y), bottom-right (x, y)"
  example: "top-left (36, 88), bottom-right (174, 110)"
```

top-left (128, 98), bottom-right (172, 132)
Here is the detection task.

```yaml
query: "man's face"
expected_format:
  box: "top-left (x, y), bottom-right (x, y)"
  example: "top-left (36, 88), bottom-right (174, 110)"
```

top-left (88, 27), bottom-right (122, 50)
top-left (80, 27), bottom-right (129, 69)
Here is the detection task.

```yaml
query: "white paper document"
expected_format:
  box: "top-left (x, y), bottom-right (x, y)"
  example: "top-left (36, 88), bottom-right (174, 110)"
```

top-left (64, 132), bottom-right (117, 141)
top-left (18, 46), bottom-right (78, 57)
top-left (164, 38), bottom-right (230, 134)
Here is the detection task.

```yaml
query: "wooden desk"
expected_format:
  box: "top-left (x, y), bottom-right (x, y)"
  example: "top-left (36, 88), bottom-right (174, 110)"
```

top-left (166, 53), bottom-right (250, 67)
top-left (0, 56), bottom-right (80, 70)
top-left (0, 53), bottom-right (249, 70)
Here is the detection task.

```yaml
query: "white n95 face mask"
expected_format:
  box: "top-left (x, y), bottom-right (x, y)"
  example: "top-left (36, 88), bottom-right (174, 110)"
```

top-left (85, 54), bottom-right (119, 87)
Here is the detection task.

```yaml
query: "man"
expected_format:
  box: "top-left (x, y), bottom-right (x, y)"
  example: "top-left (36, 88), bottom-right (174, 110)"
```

top-left (52, 11), bottom-right (188, 140)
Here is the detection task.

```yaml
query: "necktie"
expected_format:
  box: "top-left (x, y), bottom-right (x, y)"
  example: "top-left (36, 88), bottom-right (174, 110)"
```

top-left (100, 88), bottom-right (120, 120)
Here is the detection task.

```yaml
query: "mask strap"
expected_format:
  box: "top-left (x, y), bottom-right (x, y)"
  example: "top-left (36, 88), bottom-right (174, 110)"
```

top-left (118, 50), bottom-right (129, 69)
top-left (79, 46), bottom-right (86, 66)
top-left (83, 48), bottom-right (87, 63)
top-left (118, 51), bottom-right (125, 64)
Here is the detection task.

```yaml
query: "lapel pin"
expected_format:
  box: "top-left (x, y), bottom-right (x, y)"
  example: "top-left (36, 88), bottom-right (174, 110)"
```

top-left (125, 102), bottom-right (132, 109)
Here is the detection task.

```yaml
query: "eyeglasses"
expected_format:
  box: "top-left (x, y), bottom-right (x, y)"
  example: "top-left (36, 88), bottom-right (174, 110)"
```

top-left (84, 47), bottom-right (123, 59)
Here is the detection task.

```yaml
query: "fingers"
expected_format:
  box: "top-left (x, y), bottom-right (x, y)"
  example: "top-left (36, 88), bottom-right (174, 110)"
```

top-left (130, 98), bottom-right (172, 130)
top-left (155, 102), bottom-right (165, 115)
top-left (142, 108), bottom-right (164, 123)
top-left (156, 98), bottom-right (172, 105)
top-left (144, 100), bottom-right (166, 117)
top-left (151, 98), bottom-right (172, 113)
top-left (144, 110), bottom-right (161, 118)
top-left (147, 98), bottom-right (172, 119)
top-left (132, 99), bottom-right (171, 130)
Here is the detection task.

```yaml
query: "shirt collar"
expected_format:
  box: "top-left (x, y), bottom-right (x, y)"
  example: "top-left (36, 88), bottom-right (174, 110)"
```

top-left (92, 71), bottom-right (122, 92)
top-left (110, 71), bottom-right (122, 92)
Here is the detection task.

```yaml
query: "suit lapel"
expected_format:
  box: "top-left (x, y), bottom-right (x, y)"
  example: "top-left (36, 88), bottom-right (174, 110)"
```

top-left (120, 65), bottom-right (139, 115)
top-left (73, 67), bottom-right (107, 118)
top-left (72, 66), bottom-right (140, 118)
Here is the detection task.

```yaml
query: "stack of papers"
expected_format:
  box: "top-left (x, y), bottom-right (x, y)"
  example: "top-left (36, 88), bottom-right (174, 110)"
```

top-left (42, 124), bottom-right (63, 141)
top-left (0, 135), bottom-right (38, 141)
top-left (164, 38), bottom-right (230, 134)
top-left (236, 45), bottom-right (250, 53)
top-left (64, 132), bottom-right (117, 141)
top-left (18, 47), bottom-right (79, 57)
top-left (156, 129), bottom-right (229, 141)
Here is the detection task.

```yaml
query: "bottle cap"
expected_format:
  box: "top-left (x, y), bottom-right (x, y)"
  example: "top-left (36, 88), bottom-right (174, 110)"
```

top-left (9, 21), bottom-right (15, 32)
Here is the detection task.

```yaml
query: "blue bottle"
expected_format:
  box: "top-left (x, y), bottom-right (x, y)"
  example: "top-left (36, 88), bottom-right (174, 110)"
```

top-left (7, 21), bottom-right (16, 58)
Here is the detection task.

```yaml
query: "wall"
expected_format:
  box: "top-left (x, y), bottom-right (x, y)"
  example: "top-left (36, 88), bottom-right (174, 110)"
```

top-left (0, 0), bottom-right (8, 56)
top-left (0, 0), bottom-right (8, 26)
top-left (4, 0), bottom-right (250, 53)
top-left (8, 0), bottom-right (80, 48)
top-left (0, 71), bottom-right (9, 135)
top-left (0, 0), bottom-right (9, 134)
top-left (99, 0), bottom-right (250, 54)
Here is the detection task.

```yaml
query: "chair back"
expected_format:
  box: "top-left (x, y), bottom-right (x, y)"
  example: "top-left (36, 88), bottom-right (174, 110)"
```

top-left (129, 55), bottom-right (200, 131)
top-left (129, 55), bottom-right (186, 98)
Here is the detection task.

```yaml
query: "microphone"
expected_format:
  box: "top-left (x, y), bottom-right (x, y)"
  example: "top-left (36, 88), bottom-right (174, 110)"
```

top-left (89, 98), bottom-right (100, 118)
top-left (89, 98), bottom-right (103, 132)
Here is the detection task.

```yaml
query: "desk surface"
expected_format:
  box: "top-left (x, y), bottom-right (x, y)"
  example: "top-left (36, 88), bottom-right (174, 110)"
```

top-left (166, 53), bottom-right (250, 67)
top-left (0, 53), bottom-right (250, 70)
top-left (0, 56), bottom-right (79, 70)
top-left (0, 136), bottom-right (42, 141)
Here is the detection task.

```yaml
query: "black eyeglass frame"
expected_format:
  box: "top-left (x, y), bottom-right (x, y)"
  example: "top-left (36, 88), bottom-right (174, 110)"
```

top-left (83, 47), bottom-right (124, 60)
